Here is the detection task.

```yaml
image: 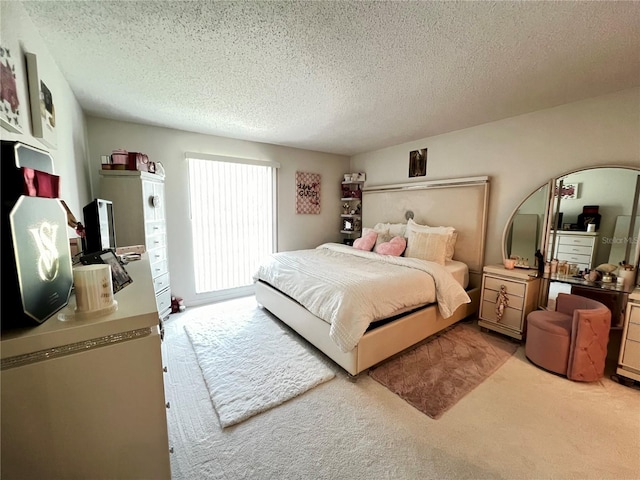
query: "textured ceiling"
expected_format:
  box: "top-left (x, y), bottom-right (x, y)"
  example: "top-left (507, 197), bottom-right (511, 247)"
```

top-left (20, 0), bottom-right (640, 156)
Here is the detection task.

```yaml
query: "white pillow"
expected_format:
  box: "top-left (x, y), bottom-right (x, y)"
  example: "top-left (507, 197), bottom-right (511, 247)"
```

top-left (363, 226), bottom-right (389, 237)
top-left (404, 230), bottom-right (448, 265)
top-left (374, 222), bottom-right (407, 237)
top-left (406, 219), bottom-right (457, 261)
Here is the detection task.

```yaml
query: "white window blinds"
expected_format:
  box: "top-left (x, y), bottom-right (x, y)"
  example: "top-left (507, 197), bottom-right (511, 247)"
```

top-left (186, 153), bottom-right (278, 295)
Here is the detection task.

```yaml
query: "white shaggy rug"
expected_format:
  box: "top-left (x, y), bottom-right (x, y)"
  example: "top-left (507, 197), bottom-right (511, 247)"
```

top-left (184, 308), bottom-right (335, 428)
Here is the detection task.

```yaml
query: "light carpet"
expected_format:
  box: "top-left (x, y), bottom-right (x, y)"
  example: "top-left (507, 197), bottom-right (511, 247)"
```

top-left (369, 322), bottom-right (518, 419)
top-left (183, 308), bottom-right (335, 428)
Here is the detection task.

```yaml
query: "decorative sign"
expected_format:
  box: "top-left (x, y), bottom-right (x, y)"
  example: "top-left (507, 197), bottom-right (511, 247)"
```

top-left (0, 45), bottom-right (23, 134)
top-left (296, 171), bottom-right (321, 214)
top-left (10, 196), bottom-right (72, 323)
top-left (554, 182), bottom-right (580, 199)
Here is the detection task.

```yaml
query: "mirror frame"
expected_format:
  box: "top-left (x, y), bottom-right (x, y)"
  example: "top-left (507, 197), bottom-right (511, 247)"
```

top-left (502, 164), bottom-right (640, 287)
top-left (501, 179), bottom-right (554, 265)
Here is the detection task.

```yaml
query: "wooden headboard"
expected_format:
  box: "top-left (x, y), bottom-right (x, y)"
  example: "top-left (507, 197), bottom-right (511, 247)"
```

top-left (362, 176), bottom-right (490, 287)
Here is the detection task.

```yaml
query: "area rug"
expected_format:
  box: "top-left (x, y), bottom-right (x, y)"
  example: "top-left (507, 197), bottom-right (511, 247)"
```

top-left (369, 323), bottom-right (518, 419)
top-left (184, 308), bottom-right (335, 428)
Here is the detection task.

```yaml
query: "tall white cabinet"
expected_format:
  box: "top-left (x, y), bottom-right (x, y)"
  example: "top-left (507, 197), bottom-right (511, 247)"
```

top-left (100, 170), bottom-right (172, 322)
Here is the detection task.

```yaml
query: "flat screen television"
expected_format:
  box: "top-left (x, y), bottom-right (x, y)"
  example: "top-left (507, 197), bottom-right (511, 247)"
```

top-left (82, 198), bottom-right (116, 254)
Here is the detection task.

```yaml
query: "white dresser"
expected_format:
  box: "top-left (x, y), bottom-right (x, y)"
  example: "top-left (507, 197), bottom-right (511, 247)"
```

top-left (100, 170), bottom-right (172, 321)
top-left (548, 231), bottom-right (599, 272)
top-left (0, 256), bottom-right (171, 479)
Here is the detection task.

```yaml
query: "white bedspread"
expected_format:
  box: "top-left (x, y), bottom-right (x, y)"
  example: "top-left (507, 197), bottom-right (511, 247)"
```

top-left (253, 243), bottom-right (471, 352)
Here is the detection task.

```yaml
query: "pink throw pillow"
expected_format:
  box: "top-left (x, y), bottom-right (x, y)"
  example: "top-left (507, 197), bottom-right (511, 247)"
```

top-left (374, 236), bottom-right (407, 256)
top-left (353, 231), bottom-right (377, 251)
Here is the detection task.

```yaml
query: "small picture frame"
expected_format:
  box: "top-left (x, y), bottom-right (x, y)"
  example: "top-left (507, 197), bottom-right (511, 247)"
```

top-left (342, 218), bottom-right (354, 231)
top-left (409, 148), bottom-right (427, 178)
top-left (25, 52), bottom-right (57, 148)
top-left (80, 249), bottom-right (133, 293)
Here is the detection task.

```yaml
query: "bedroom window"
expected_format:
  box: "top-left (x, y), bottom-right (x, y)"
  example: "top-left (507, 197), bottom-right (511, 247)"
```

top-left (186, 153), bottom-right (279, 298)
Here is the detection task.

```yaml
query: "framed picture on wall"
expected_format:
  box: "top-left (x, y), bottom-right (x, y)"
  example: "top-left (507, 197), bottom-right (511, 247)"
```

top-left (25, 52), bottom-right (57, 149)
top-left (409, 148), bottom-right (427, 178)
top-left (0, 45), bottom-right (24, 134)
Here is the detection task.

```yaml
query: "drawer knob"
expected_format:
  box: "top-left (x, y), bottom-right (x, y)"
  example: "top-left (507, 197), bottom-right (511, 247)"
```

top-left (163, 366), bottom-right (168, 373)
top-left (166, 402), bottom-right (171, 409)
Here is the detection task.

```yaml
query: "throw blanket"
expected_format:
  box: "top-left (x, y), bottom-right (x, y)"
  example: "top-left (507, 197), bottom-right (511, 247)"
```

top-left (253, 243), bottom-right (470, 352)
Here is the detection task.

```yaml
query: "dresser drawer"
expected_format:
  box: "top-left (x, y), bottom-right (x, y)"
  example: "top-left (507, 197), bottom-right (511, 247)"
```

top-left (556, 253), bottom-right (591, 267)
top-left (150, 259), bottom-right (169, 279)
top-left (145, 220), bottom-right (166, 238)
top-left (558, 235), bottom-right (595, 247)
top-left (480, 301), bottom-right (523, 330)
top-left (483, 276), bottom-right (525, 298)
top-left (148, 246), bottom-right (168, 265)
top-left (146, 232), bottom-right (166, 251)
top-left (156, 286), bottom-right (172, 318)
top-left (557, 244), bottom-right (592, 256)
top-left (153, 272), bottom-right (170, 293)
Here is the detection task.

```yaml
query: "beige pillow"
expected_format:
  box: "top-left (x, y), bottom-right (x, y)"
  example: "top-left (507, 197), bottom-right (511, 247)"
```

top-left (406, 219), bottom-right (457, 261)
top-left (405, 230), bottom-right (448, 265)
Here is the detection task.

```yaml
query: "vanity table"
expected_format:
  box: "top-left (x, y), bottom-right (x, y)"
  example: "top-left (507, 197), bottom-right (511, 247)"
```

top-left (543, 272), bottom-right (632, 328)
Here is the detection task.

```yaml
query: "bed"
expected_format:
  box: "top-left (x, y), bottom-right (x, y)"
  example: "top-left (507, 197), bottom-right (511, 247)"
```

top-left (255, 176), bottom-right (490, 376)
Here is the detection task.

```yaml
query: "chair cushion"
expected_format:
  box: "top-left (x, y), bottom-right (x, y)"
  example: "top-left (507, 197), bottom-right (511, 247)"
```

top-left (527, 310), bottom-right (573, 336)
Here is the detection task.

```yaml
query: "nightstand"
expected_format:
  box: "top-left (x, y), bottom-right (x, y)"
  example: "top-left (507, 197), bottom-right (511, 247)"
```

top-left (479, 265), bottom-right (541, 340)
top-left (617, 287), bottom-right (640, 382)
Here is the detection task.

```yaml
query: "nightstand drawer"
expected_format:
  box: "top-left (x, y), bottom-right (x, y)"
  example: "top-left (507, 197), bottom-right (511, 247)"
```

top-left (621, 339), bottom-right (640, 369)
top-left (484, 276), bottom-right (525, 298)
top-left (480, 301), bottom-right (522, 330)
top-left (482, 287), bottom-right (524, 310)
top-left (626, 321), bottom-right (640, 343)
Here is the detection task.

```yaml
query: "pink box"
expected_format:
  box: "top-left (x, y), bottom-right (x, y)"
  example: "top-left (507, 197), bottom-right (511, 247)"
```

top-left (111, 149), bottom-right (128, 165)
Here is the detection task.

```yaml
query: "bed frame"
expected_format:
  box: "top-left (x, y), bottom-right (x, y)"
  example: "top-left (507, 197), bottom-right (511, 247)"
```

top-left (256, 176), bottom-right (490, 376)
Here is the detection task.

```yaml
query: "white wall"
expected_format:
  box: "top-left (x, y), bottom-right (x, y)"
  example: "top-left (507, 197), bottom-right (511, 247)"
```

top-left (0, 1), bottom-right (90, 224)
top-left (350, 87), bottom-right (640, 266)
top-left (86, 117), bottom-right (349, 305)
